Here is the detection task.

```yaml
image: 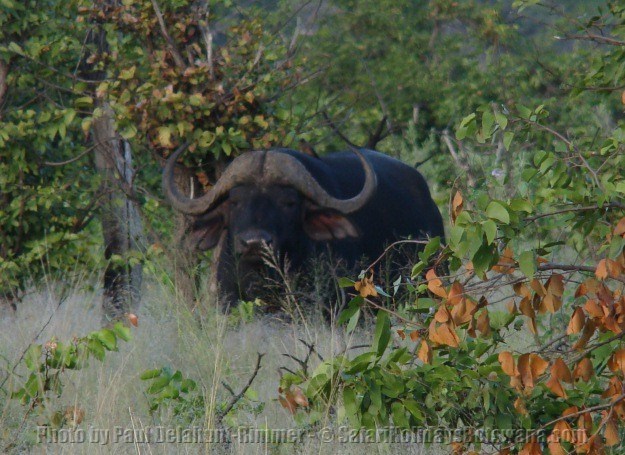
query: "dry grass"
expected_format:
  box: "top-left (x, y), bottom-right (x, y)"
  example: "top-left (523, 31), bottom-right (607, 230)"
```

top-left (0, 273), bottom-right (443, 455)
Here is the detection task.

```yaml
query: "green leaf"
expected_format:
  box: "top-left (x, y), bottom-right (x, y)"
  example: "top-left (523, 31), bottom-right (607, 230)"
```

top-left (94, 329), bottom-right (117, 351)
top-left (373, 311), bottom-right (391, 357)
top-left (112, 322), bottom-right (132, 342)
top-left (486, 201), bottom-right (510, 224)
top-left (140, 369), bottom-right (162, 380)
top-left (482, 220), bottom-right (497, 244)
top-left (146, 376), bottom-right (171, 394)
top-left (518, 251), bottom-right (535, 278)
top-left (503, 132), bottom-right (514, 151)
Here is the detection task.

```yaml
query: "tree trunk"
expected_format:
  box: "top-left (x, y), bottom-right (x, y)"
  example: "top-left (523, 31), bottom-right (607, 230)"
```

top-left (92, 104), bottom-right (144, 322)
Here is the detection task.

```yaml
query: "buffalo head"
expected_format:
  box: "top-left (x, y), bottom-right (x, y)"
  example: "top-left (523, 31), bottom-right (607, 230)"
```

top-left (163, 145), bottom-right (377, 278)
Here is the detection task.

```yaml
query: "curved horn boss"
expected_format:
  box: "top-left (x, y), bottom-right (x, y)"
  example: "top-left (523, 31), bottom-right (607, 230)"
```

top-left (162, 144), bottom-right (378, 214)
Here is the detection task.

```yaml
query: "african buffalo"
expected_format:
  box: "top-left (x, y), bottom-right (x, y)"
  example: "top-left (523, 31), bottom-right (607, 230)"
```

top-left (163, 145), bottom-right (444, 310)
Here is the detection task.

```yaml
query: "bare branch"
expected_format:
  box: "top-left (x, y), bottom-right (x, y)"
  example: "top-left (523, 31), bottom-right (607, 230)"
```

top-left (526, 202), bottom-right (625, 222)
top-left (321, 111), bottom-right (358, 148)
top-left (150, 0), bottom-right (186, 70)
top-left (562, 33), bottom-right (625, 47)
top-left (217, 353), bottom-right (264, 421)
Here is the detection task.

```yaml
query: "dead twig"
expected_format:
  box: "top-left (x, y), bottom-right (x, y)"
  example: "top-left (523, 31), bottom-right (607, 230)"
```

top-left (217, 352), bottom-right (264, 421)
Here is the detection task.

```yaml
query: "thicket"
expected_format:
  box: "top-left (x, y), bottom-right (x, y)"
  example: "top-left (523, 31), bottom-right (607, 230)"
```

top-left (2, 0), bottom-right (625, 453)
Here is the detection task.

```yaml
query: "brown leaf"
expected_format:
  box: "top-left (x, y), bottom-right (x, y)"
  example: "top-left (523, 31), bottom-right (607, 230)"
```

top-left (397, 329), bottom-right (406, 340)
top-left (409, 330), bottom-right (420, 342)
top-left (290, 386), bottom-right (309, 407)
top-left (451, 298), bottom-right (477, 326)
top-left (507, 300), bottom-right (518, 314)
top-left (279, 395), bottom-right (297, 414)
top-left (514, 282), bottom-right (532, 299)
top-left (434, 305), bottom-right (451, 323)
top-left (126, 313), bottom-right (139, 327)
top-left (608, 349), bottom-right (625, 375)
top-left (546, 274), bottom-right (565, 297)
top-left (567, 307), bottom-right (586, 334)
top-left (605, 417), bottom-right (620, 446)
top-left (552, 358), bottom-right (573, 384)
top-left (530, 278), bottom-right (547, 297)
top-left (573, 358), bottom-right (594, 382)
top-left (452, 191), bottom-right (463, 223)
top-left (553, 419), bottom-right (575, 443)
top-left (546, 376), bottom-right (567, 398)
top-left (518, 353), bottom-right (548, 391)
top-left (547, 440), bottom-right (566, 455)
top-left (596, 259), bottom-right (609, 280)
top-left (476, 310), bottom-right (491, 337)
top-left (606, 258), bottom-right (622, 278)
top-left (436, 322), bottom-right (460, 347)
top-left (519, 297), bottom-right (537, 334)
top-left (426, 269), bottom-right (447, 298)
top-left (584, 299), bottom-right (604, 319)
top-left (498, 351), bottom-right (518, 377)
top-left (418, 340), bottom-right (432, 364)
top-left (602, 376), bottom-right (622, 399)
top-left (493, 247), bottom-right (516, 274)
top-left (573, 320), bottom-right (596, 351)
top-left (447, 281), bottom-right (464, 305)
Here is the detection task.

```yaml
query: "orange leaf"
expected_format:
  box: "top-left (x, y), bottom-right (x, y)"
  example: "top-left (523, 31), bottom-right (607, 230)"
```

top-left (354, 274), bottom-right (378, 298)
top-left (608, 349), bottom-right (625, 375)
top-left (573, 358), bottom-right (594, 382)
top-left (605, 418), bottom-right (620, 446)
top-left (606, 258), bottom-right (622, 278)
top-left (553, 419), bottom-right (575, 443)
top-left (434, 305), bottom-right (451, 323)
top-left (126, 313), bottom-right (139, 327)
top-left (546, 376), bottom-right (567, 398)
top-left (552, 358), bottom-right (573, 384)
top-left (567, 307), bottom-right (585, 334)
top-left (409, 330), bottom-right (420, 342)
top-left (436, 322), bottom-right (460, 347)
top-left (499, 351), bottom-right (518, 377)
top-left (596, 259), bottom-right (609, 280)
top-left (573, 320), bottom-right (596, 351)
top-left (290, 386), bottom-right (309, 407)
top-left (279, 395), bottom-right (297, 414)
top-left (518, 353), bottom-right (548, 391)
top-left (547, 440), bottom-right (566, 455)
top-left (546, 274), bottom-right (564, 297)
top-left (584, 299), bottom-right (604, 319)
top-left (476, 310), bottom-right (491, 337)
top-left (418, 340), bottom-right (432, 364)
top-left (426, 269), bottom-right (447, 298)
top-left (447, 281), bottom-right (464, 305)
top-left (530, 278), bottom-right (547, 297)
top-left (452, 191), bottom-right (464, 223)
top-left (397, 329), bottom-right (406, 340)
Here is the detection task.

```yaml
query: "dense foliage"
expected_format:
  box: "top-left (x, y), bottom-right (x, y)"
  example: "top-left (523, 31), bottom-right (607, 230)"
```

top-left (3, 0), bottom-right (625, 453)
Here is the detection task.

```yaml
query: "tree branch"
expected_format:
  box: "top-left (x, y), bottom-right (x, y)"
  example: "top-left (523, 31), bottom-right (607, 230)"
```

top-left (217, 352), bottom-right (264, 421)
top-left (150, 0), bottom-right (186, 70)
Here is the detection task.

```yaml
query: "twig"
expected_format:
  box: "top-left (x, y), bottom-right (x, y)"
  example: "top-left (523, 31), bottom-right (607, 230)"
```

top-left (150, 0), bottom-right (186, 70)
top-left (43, 147), bottom-right (94, 166)
top-left (321, 111), bottom-right (358, 148)
top-left (217, 353), bottom-right (264, 421)
top-left (563, 33), bottom-right (625, 47)
top-left (525, 202), bottom-right (625, 222)
top-left (366, 115), bottom-right (389, 149)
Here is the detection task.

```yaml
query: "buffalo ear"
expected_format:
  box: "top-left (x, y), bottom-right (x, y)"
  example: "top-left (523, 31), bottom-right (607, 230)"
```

top-left (187, 212), bottom-right (227, 251)
top-left (303, 209), bottom-right (359, 241)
